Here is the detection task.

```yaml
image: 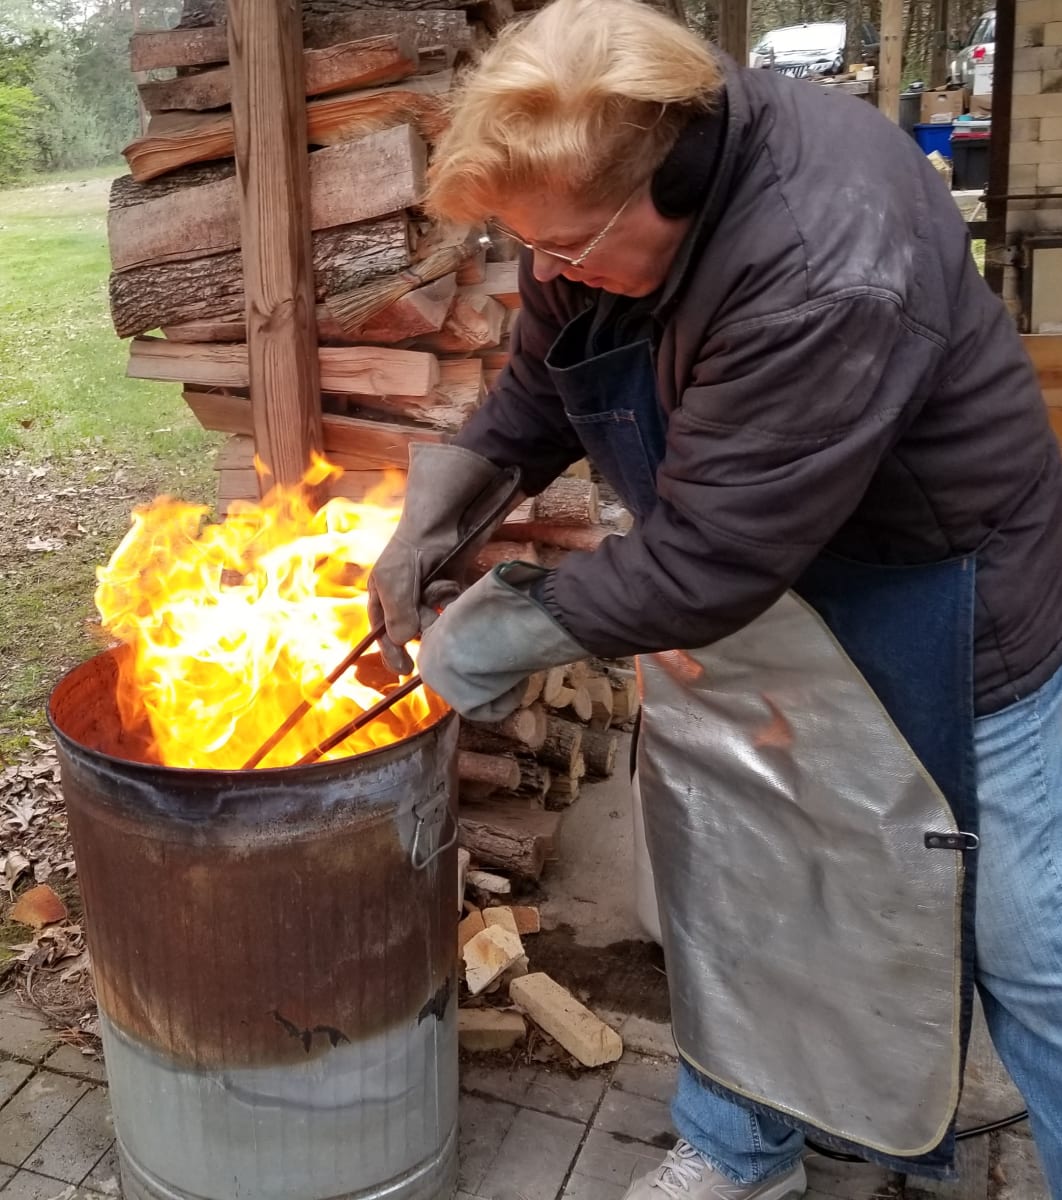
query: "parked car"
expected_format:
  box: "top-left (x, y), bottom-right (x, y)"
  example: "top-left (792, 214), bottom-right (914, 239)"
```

top-left (748, 21), bottom-right (880, 78)
top-left (949, 9), bottom-right (995, 88)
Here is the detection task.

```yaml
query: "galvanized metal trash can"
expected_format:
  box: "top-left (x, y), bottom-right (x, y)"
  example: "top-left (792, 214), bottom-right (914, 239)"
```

top-left (49, 650), bottom-right (460, 1200)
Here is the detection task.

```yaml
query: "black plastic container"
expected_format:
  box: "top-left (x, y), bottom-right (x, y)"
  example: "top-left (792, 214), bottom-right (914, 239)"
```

top-left (951, 132), bottom-right (991, 191)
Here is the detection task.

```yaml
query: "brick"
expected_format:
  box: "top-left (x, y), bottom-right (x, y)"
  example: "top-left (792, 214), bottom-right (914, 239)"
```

top-left (458, 909), bottom-right (486, 955)
top-left (1047, 21), bottom-right (1062, 45)
top-left (463, 926), bottom-right (524, 995)
top-left (1009, 164), bottom-right (1040, 189)
top-left (0, 1169), bottom-right (106, 1198)
top-left (511, 906), bottom-right (541, 936)
top-left (1015, 46), bottom-right (1062, 71)
top-left (1038, 161), bottom-right (1062, 185)
top-left (0, 998), bottom-right (58, 1065)
top-left (457, 1094), bottom-right (518, 1195)
top-left (1016, 23), bottom-right (1046, 48)
top-left (1046, 69), bottom-right (1062, 92)
top-left (564, 1174), bottom-right (628, 1200)
top-left (1011, 117), bottom-right (1042, 141)
top-left (477, 1108), bottom-right (584, 1200)
top-left (1018, 0), bottom-right (1057, 25)
top-left (510, 973), bottom-right (623, 1068)
top-left (570, 1129), bottom-right (663, 1189)
top-left (612, 1056), bottom-right (675, 1105)
top-left (43, 1046), bottom-right (106, 1084)
top-left (23, 1087), bottom-right (113, 1184)
top-left (1013, 70), bottom-right (1046, 96)
top-left (458, 1008), bottom-right (526, 1053)
top-left (83, 1143), bottom-right (120, 1196)
top-left (1011, 139), bottom-right (1050, 164)
top-left (521, 1068), bottom-right (608, 1122)
top-left (0, 1071), bottom-right (87, 1166)
top-left (0, 1061), bottom-right (34, 1109)
top-left (1042, 116), bottom-right (1062, 138)
top-left (593, 1088), bottom-right (674, 1146)
top-left (1013, 92), bottom-right (1062, 117)
top-left (482, 907), bottom-right (520, 937)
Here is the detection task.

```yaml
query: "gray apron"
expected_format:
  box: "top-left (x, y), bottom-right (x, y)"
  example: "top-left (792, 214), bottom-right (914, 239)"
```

top-left (546, 305), bottom-right (979, 1177)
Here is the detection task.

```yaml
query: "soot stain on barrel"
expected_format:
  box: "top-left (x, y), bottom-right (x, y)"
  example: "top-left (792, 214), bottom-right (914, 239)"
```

top-left (51, 651), bottom-right (458, 1071)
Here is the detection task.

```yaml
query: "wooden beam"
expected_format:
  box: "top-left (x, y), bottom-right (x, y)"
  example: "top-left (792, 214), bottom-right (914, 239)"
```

top-left (184, 389), bottom-right (443, 466)
top-left (1023, 334), bottom-right (1062, 390)
top-left (878, 0), bottom-right (904, 123)
top-left (110, 127), bottom-right (425, 271)
top-left (228, 0), bottom-right (323, 493)
top-left (138, 35), bottom-right (418, 113)
top-left (128, 337), bottom-right (439, 395)
top-left (716, 0), bottom-right (750, 65)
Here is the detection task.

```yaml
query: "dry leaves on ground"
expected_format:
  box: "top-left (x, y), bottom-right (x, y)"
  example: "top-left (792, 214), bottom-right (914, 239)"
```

top-left (1, 739), bottom-right (76, 890)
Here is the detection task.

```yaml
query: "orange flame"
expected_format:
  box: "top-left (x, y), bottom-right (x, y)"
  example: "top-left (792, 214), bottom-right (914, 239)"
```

top-left (94, 457), bottom-right (445, 770)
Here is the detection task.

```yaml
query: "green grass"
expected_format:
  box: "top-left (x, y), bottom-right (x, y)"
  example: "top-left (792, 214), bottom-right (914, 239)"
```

top-left (0, 169), bottom-right (221, 755)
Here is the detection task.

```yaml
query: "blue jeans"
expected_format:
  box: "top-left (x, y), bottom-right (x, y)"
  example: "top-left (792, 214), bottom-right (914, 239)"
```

top-left (673, 661), bottom-right (1062, 1195)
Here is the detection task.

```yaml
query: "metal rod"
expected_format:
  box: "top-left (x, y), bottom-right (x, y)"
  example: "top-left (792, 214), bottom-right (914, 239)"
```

top-left (296, 676), bottom-right (424, 767)
top-left (242, 465), bottom-right (522, 770)
top-left (984, 0), bottom-right (1016, 297)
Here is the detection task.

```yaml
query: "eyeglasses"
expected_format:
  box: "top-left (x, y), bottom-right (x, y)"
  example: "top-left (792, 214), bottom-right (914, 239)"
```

top-left (489, 189), bottom-right (637, 269)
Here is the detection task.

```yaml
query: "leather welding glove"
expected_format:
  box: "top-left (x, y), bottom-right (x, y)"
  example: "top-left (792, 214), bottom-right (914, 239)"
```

top-left (368, 443), bottom-right (517, 676)
top-left (417, 561), bottom-right (588, 722)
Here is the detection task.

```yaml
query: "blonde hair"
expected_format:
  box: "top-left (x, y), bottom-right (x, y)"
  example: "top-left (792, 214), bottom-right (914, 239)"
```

top-left (426, 0), bottom-right (723, 223)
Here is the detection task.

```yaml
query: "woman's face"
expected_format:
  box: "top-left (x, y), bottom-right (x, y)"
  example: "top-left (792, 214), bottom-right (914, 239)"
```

top-left (491, 187), bottom-right (693, 298)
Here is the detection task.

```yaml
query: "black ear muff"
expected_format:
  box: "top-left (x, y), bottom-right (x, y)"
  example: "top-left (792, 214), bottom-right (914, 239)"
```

top-left (650, 99), bottom-right (729, 218)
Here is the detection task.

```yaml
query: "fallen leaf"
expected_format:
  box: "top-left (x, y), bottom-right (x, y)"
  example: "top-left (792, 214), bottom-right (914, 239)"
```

top-left (25, 536), bottom-right (66, 552)
top-left (1, 851), bottom-right (31, 895)
top-left (11, 884), bottom-right (68, 929)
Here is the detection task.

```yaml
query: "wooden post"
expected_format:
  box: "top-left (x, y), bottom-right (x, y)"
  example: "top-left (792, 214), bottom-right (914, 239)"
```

top-left (929, 0), bottom-right (949, 89)
top-left (717, 0), bottom-right (750, 66)
top-left (227, 0), bottom-right (324, 495)
top-left (878, 0), bottom-right (904, 123)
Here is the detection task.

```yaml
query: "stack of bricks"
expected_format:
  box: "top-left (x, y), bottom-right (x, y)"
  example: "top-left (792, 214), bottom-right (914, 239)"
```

top-left (1002, 0), bottom-right (1062, 318)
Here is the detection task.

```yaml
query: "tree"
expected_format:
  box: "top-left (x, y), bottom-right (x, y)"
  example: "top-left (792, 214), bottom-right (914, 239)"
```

top-left (0, 83), bottom-right (38, 183)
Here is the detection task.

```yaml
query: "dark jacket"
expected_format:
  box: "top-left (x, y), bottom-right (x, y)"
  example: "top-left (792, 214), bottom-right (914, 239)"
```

top-left (455, 63), bottom-right (1062, 715)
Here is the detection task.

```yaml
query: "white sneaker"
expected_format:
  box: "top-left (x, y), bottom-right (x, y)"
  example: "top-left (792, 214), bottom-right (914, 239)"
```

top-left (621, 1141), bottom-right (807, 1200)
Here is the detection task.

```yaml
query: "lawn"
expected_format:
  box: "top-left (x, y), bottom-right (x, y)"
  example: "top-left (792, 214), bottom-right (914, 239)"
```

top-left (0, 168), bottom-right (220, 755)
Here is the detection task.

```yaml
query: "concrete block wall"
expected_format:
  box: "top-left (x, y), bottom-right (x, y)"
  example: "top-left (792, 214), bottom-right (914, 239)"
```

top-left (1005, 0), bottom-right (1062, 321)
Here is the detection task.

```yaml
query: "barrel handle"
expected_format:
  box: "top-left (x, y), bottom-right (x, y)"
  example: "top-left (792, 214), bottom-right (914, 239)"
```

top-left (411, 805), bottom-right (458, 871)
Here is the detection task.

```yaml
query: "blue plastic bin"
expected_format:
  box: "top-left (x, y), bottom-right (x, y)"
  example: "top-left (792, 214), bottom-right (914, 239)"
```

top-left (914, 122), bottom-right (955, 159)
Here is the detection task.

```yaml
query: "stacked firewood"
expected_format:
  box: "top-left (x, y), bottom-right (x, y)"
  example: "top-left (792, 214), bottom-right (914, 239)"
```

top-left (110, 0), bottom-right (636, 861)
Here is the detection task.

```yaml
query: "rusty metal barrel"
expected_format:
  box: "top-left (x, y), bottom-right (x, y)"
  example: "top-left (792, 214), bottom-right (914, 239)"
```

top-left (48, 650), bottom-right (459, 1200)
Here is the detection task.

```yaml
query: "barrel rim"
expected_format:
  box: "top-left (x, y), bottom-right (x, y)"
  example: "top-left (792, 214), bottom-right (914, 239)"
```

top-left (47, 648), bottom-right (455, 783)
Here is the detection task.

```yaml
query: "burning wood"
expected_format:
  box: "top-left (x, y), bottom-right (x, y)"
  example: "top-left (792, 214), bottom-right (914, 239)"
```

top-left (94, 457), bottom-right (445, 769)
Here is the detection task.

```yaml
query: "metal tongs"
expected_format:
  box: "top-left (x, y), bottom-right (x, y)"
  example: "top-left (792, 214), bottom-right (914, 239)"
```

top-left (243, 466), bottom-right (522, 770)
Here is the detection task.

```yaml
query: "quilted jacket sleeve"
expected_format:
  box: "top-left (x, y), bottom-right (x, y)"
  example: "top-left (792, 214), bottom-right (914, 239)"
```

top-left (539, 289), bottom-right (947, 656)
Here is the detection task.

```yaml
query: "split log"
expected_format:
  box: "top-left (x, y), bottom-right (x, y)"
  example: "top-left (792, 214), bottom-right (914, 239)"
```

top-left (456, 244), bottom-right (487, 285)
top-left (162, 315), bottom-right (247, 343)
top-left (585, 676), bottom-right (615, 731)
top-left (339, 353), bottom-right (483, 430)
top-left (514, 760), bottom-right (551, 803)
top-left (498, 522), bottom-right (619, 553)
top-left (138, 35), bottom-right (418, 113)
top-left (565, 660), bottom-right (590, 687)
top-left (610, 675), bottom-right (640, 725)
top-left (475, 540), bottom-right (537, 573)
top-left (185, 389), bottom-right (443, 467)
top-left (546, 762), bottom-right (584, 808)
top-left (458, 751), bottom-right (521, 791)
top-left (131, 13), bottom-right (470, 74)
top-left (460, 705), bottom-right (547, 753)
top-left (415, 293), bottom-right (506, 353)
top-left (547, 685), bottom-right (574, 711)
top-left (564, 686), bottom-right (593, 723)
top-left (218, 465), bottom-right (393, 510)
top-left (458, 802), bottom-right (561, 880)
top-left (565, 458), bottom-right (592, 480)
top-left (110, 126), bottom-right (426, 272)
top-left (334, 274), bottom-right (456, 343)
top-left (581, 728), bottom-right (619, 778)
top-left (130, 338), bottom-right (438, 396)
top-left (110, 216), bottom-right (411, 338)
top-left (531, 478), bottom-right (599, 526)
top-left (541, 667), bottom-right (568, 707)
top-left (539, 716), bottom-right (584, 775)
top-left (474, 260), bottom-right (520, 308)
top-left (519, 672), bottom-right (546, 706)
top-left (123, 74), bottom-right (449, 182)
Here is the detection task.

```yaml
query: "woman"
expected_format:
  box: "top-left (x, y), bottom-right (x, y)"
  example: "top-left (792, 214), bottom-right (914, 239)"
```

top-left (368, 1), bottom-right (1062, 1196)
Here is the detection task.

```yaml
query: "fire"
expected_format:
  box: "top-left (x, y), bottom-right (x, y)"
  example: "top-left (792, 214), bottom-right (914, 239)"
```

top-left (94, 457), bottom-right (446, 770)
